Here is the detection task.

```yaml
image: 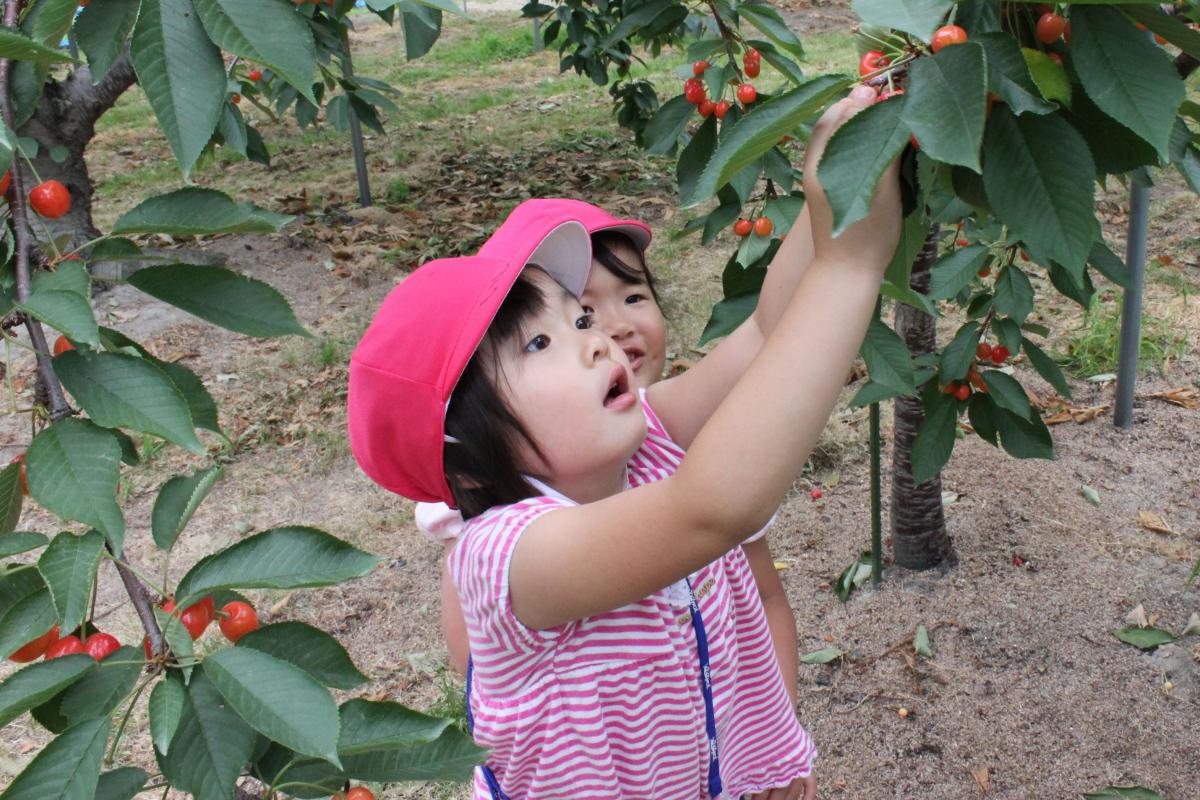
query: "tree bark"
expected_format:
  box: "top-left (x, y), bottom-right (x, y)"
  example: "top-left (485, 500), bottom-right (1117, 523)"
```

top-left (890, 224), bottom-right (952, 570)
top-left (15, 54), bottom-right (137, 270)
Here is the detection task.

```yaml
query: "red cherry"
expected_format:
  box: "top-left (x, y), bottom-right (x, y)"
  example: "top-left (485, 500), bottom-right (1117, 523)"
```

top-left (683, 78), bottom-right (706, 105)
top-left (931, 25), bottom-right (968, 53)
top-left (977, 266), bottom-right (991, 278)
top-left (976, 342), bottom-right (993, 361)
top-left (45, 635), bottom-right (85, 659)
top-left (84, 632), bottom-right (120, 661)
top-left (53, 336), bottom-right (74, 356)
top-left (810, 488), bottom-right (823, 501)
top-left (692, 60), bottom-right (709, 77)
top-left (736, 83), bottom-right (757, 106)
top-left (955, 238), bottom-right (970, 248)
top-left (698, 99), bottom-right (716, 118)
top-left (858, 50), bottom-right (890, 76)
top-left (743, 47), bottom-right (761, 79)
top-left (876, 88), bottom-right (903, 103)
top-left (910, 134), bottom-right (920, 151)
top-left (8, 625), bottom-right (58, 662)
top-left (753, 216), bottom-right (773, 237)
top-left (179, 603), bottom-right (211, 640)
top-left (231, 93), bottom-right (242, 104)
top-left (8, 453), bottom-right (28, 496)
top-left (219, 602), bottom-right (259, 643)
top-left (28, 180), bottom-right (71, 219)
top-left (1036, 12), bottom-right (1067, 44)
top-left (991, 345), bottom-right (1011, 364)
top-left (942, 383), bottom-right (958, 395)
top-left (345, 788), bottom-right (375, 800)
top-left (248, 69), bottom-right (263, 82)
top-left (0, 170), bottom-right (10, 196)
top-left (954, 384), bottom-right (971, 401)
top-left (1154, 33), bottom-right (1166, 45)
top-left (733, 218), bottom-right (753, 237)
top-left (714, 100), bottom-right (731, 120)
top-left (198, 596), bottom-right (215, 625)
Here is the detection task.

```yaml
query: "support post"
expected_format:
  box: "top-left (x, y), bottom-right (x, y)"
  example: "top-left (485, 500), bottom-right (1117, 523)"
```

top-left (533, 17), bottom-right (543, 52)
top-left (1113, 178), bottom-right (1149, 428)
top-left (869, 298), bottom-right (883, 584)
top-left (340, 30), bottom-right (372, 207)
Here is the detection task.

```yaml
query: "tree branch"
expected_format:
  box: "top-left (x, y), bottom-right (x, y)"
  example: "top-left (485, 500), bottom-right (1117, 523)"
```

top-left (1175, 52), bottom-right (1198, 80)
top-left (0, 0), bottom-right (70, 420)
top-left (112, 554), bottom-right (165, 658)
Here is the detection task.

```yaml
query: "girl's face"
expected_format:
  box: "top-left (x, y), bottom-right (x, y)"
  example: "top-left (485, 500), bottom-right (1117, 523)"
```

top-left (492, 268), bottom-right (647, 502)
top-left (580, 242), bottom-right (667, 390)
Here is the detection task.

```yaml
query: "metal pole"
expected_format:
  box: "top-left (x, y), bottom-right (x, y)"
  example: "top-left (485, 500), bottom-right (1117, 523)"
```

top-left (869, 297), bottom-right (883, 584)
top-left (1113, 178), bottom-right (1149, 428)
top-left (340, 30), bottom-right (372, 207)
top-left (533, 17), bottom-right (542, 52)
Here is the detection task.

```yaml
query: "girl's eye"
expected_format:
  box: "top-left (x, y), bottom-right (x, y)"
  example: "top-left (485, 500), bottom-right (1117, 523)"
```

top-left (625, 293), bottom-right (646, 305)
top-left (524, 334), bottom-right (551, 353)
top-left (581, 304), bottom-right (595, 314)
top-left (575, 313), bottom-right (594, 330)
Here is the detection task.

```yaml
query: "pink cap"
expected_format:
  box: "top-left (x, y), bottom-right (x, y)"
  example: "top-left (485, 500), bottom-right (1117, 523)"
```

top-left (482, 198), bottom-right (652, 256)
top-left (348, 212), bottom-right (591, 504)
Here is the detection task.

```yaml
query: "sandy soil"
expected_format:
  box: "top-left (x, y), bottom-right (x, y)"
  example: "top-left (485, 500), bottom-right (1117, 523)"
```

top-left (2, 2), bottom-right (1198, 798)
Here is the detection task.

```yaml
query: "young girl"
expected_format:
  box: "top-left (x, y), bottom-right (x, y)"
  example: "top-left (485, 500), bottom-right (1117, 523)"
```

top-left (418, 200), bottom-right (801, 704)
top-left (349, 88), bottom-right (899, 800)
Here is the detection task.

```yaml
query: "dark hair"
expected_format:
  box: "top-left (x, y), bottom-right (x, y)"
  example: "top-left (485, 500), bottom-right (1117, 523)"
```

top-left (590, 230), bottom-right (660, 304)
top-left (443, 269), bottom-right (550, 519)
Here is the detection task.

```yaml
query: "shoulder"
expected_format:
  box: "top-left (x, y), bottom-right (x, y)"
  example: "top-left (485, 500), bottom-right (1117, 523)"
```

top-left (451, 497), bottom-right (571, 571)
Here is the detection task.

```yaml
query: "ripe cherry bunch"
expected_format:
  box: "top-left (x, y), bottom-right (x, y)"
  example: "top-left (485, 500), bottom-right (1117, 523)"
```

top-left (682, 45), bottom-right (763, 121)
top-left (941, 340), bottom-right (1011, 403)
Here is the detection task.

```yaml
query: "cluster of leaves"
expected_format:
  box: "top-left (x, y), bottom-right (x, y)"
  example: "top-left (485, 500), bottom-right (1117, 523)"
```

top-left (535, 0), bottom-right (1200, 486)
top-left (0, 0), bottom-right (482, 796)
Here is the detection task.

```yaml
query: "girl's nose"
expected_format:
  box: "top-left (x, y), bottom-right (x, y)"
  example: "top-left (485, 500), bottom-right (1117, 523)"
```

top-left (604, 316), bottom-right (634, 341)
top-left (585, 327), bottom-right (611, 363)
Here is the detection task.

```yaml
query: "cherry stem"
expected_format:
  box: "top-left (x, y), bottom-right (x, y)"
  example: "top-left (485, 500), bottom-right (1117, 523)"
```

top-left (0, 0), bottom-right (71, 422)
top-left (706, 0), bottom-right (745, 84)
top-left (106, 672), bottom-right (156, 766)
top-left (108, 550), bottom-right (166, 657)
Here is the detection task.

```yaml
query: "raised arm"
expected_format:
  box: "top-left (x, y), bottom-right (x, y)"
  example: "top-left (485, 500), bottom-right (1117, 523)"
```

top-left (509, 90), bottom-right (901, 629)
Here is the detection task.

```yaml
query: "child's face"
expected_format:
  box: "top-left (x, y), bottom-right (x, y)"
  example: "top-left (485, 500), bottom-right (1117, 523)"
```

top-left (579, 243), bottom-right (667, 390)
top-left (492, 268), bottom-right (647, 499)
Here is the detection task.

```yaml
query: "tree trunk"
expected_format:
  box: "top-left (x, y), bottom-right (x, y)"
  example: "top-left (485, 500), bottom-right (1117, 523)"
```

top-left (15, 54), bottom-right (137, 279)
top-left (890, 224), bottom-right (952, 569)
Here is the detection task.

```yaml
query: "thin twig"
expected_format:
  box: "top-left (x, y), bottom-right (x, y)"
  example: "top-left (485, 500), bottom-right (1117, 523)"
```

top-left (111, 552), bottom-right (164, 658)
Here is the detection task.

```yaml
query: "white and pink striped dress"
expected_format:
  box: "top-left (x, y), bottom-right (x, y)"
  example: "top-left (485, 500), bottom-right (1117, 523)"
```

top-left (448, 397), bottom-right (815, 799)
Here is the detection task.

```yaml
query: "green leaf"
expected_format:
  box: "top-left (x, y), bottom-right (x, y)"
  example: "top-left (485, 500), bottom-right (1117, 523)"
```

top-left (0, 461), bottom-right (24, 535)
top-left (0, 532), bottom-right (49, 558)
top-left (254, 745), bottom-right (344, 797)
top-left (928, 245), bottom-right (989, 300)
top-left (113, 187), bottom-right (293, 236)
top-left (980, 371), bottom-right (1031, 419)
top-left (156, 668), bottom-right (258, 800)
top-left (0, 587), bottom-right (58, 665)
top-left (1124, 5), bottom-right (1200, 60)
top-left (885, 210), bottom-right (931, 289)
top-left (901, 41), bottom-right (987, 172)
top-left (939, 321), bottom-right (982, 383)
top-left (911, 389), bottom-right (959, 485)
top-left (149, 673), bottom-right (185, 755)
top-left (1021, 337), bottom-right (1072, 399)
top-left (76, 0), bottom-right (141, 82)
top-left (820, 94), bottom-right (910, 234)
top-left (127, 264), bottom-right (309, 338)
top-left (982, 106), bottom-right (1096, 274)
top-left (94, 768), bottom-right (149, 800)
top-left (1111, 627), bottom-right (1175, 650)
top-left (676, 116), bottom-right (718, 205)
top-left (1022, 48), bottom-right (1071, 106)
top-left (152, 466), bottom-right (224, 552)
top-left (175, 527), bottom-right (380, 608)
top-left (698, 293), bottom-right (757, 345)
top-left (31, 0), bottom-right (80, 45)
top-left (154, 609), bottom-right (195, 681)
top-left (850, 379), bottom-right (908, 408)
top-left (205, 648), bottom-right (342, 765)
top-left (0, 28), bottom-right (75, 63)
top-left (398, 2), bottom-right (442, 60)
top-left (131, 0), bottom-right (227, 177)
top-left (1087, 239), bottom-right (1131, 289)
top-left (850, 0), bottom-right (953, 44)
top-left (27, 420), bottom-right (124, 553)
top-left (32, 261), bottom-right (90, 298)
top-left (36, 530), bottom-right (105, 635)
top-left (967, 392), bottom-right (999, 445)
top-left (338, 699), bottom-right (454, 754)
top-left (994, 406), bottom-right (1054, 460)
top-left (799, 646), bottom-right (844, 665)
top-left (154, 359), bottom-right (221, 433)
top-left (993, 264), bottom-right (1035, 323)
top-left (192, 0), bottom-right (318, 106)
top-left (1083, 788), bottom-right (1163, 800)
top-left (1047, 260), bottom-right (1095, 308)
top-left (0, 655), bottom-right (95, 729)
top-left (976, 33), bottom-right (1056, 116)
top-left (340, 725), bottom-right (483, 782)
top-left (52, 350), bottom-right (205, 455)
top-left (0, 717), bottom-right (109, 800)
top-left (60, 646), bottom-right (142, 725)
top-left (1064, 90), bottom-right (1159, 176)
top-left (1069, 6), bottom-right (1186, 160)
top-left (684, 75), bottom-right (849, 206)
top-left (739, 4), bottom-right (804, 58)
top-left (238, 622), bottom-right (368, 690)
top-left (860, 318), bottom-right (915, 394)
top-left (643, 95), bottom-right (695, 156)
top-left (913, 625), bottom-right (932, 658)
top-left (16, 290), bottom-right (100, 347)
top-left (880, 279), bottom-right (938, 316)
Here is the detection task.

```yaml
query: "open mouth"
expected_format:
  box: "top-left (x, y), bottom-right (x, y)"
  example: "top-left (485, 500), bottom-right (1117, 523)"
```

top-left (603, 365), bottom-right (632, 407)
top-left (622, 346), bottom-right (645, 372)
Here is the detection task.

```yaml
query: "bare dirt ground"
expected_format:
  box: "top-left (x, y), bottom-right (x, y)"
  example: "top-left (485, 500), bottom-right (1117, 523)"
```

top-left (3, 3), bottom-right (1199, 798)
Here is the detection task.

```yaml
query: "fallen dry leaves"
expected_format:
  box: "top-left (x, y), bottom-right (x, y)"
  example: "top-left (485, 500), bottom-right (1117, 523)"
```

top-left (1136, 511), bottom-right (1177, 536)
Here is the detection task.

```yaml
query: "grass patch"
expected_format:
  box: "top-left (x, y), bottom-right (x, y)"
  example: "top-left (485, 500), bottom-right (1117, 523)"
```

top-left (1060, 295), bottom-right (1188, 377)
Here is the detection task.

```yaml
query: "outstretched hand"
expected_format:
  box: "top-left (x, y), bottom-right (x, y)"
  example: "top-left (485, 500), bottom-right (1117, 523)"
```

top-left (802, 86), bottom-right (903, 274)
